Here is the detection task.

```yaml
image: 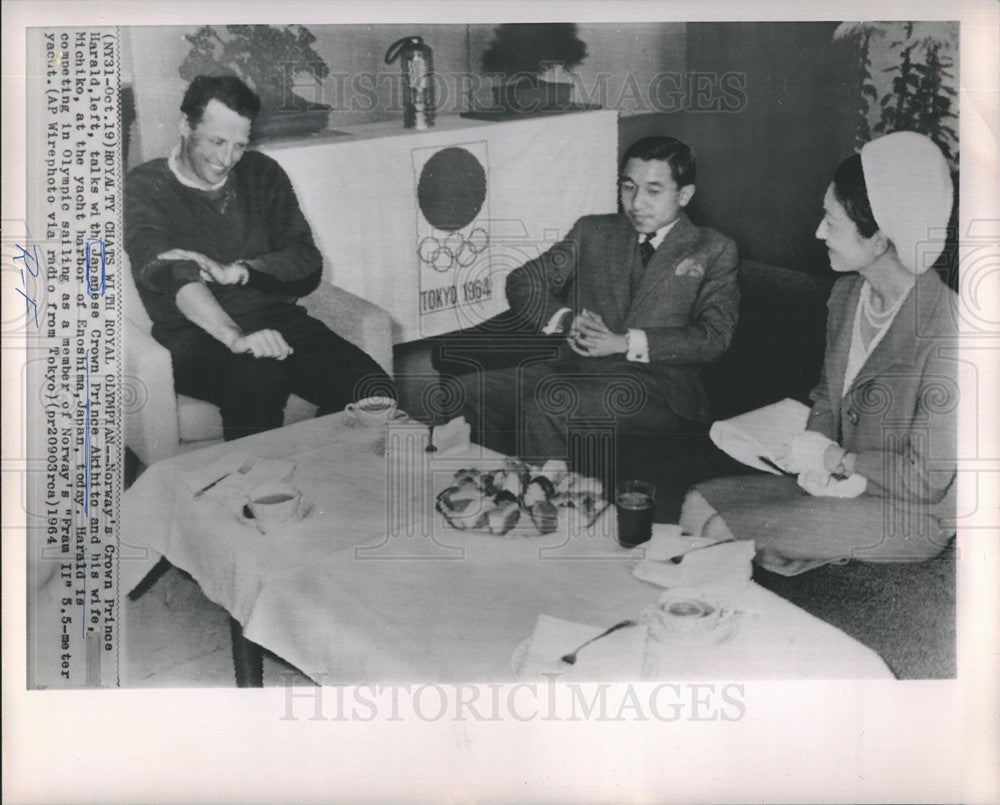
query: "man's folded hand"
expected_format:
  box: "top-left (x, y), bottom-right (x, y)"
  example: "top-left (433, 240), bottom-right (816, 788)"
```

top-left (158, 248), bottom-right (249, 286)
top-left (231, 329), bottom-right (294, 360)
top-left (567, 308), bottom-right (627, 357)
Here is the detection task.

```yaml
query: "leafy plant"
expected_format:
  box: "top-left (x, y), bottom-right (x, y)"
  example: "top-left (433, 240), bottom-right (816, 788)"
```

top-left (481, 23), bottom-right (588, 78)
top-left (179, 24), bottom-right (330, 109)
top-left (834, 22), bottom-right (958, 168)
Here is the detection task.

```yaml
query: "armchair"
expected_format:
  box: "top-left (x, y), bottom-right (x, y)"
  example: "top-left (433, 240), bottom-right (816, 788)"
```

top-left (123, 258), bottom-right (394, 467)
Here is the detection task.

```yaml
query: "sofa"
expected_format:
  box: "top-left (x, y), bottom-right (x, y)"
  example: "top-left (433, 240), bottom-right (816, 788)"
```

top-left (430, 258), bottom-right (956, 679)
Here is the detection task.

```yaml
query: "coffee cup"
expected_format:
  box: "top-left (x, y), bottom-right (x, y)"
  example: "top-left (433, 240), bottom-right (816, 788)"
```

top-left (345, 396), bottom-right (406, 427)
top-left (247, 483), bottom-right (303, 532)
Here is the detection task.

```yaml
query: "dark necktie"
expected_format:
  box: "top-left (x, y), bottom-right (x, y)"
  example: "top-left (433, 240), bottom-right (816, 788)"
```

top-left (639, 233), bottom-right (656, 266)
top-left (631, 234), bottom-right (655, 297)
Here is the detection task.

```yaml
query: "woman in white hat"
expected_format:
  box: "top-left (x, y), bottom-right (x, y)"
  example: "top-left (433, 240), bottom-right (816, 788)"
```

top-left (681, 131), bottom-right (958, 575)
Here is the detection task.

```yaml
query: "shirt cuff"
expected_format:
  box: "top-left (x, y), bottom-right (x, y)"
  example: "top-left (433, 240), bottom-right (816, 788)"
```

top-left (542, 307), bottom-right (572, 334)
top-left (625, 328), bottom-right (650, 363)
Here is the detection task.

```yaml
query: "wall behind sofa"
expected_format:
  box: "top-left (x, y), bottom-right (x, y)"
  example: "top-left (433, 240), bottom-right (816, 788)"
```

top-left (124, 21), bottom-right (861, 275)
top-left (620, 22), bottom-right (858, 274)
top-left (124, 24), bottom-right (481, 166)
top-left (123, 22), bottom-right (683, 168)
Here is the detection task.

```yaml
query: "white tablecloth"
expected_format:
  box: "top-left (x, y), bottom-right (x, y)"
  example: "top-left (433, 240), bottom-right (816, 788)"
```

top-left (120, 414), bottom-right (894, 683)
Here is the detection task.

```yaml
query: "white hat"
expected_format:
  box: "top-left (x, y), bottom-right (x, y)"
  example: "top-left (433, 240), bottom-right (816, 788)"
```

top-left (859, 132), bottom-right (953, 273)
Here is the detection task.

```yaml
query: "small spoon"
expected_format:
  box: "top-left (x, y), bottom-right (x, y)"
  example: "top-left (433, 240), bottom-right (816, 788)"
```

top-left (667, 539), bottom-right (735, 564)
top-left (560, 619), bottom-right (637, 664)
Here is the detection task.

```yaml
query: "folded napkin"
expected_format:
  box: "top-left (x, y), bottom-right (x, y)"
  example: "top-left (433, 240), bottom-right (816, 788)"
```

top-left (639, 524), bottom-right (717, 559)
top-left (180, 451), bottom-right (296, 499)
top-left (709, 398), bottom-right (810, 474)
top-left (632, 538), bottom-right (755, 592)
top-left (433, 415), bottom-right (471, 456)
top-left (516, 614), bottom-right (648, 681)
top-left (798, 471), bottom-right (868, 498)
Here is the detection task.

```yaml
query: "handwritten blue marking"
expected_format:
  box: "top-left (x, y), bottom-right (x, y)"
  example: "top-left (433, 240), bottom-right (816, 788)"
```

top-left (14, 287), bottom-right (40, 327)
top-left (85, 349), bottom-right (90, 516)
top-left (13, 244), bottom-right (41, 327)
top-left (14, 243), bottom-right (40, 277)
top-left (85, 239), bottom-right (106, 297)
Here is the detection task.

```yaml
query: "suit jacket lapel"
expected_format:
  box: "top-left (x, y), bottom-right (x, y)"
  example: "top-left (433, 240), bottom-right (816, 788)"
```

top-left (846, 273), bottom-right (934, 396)
top-left (827, 276), bottom-right (862, 410)
top-left (630, 213), bottom-right (700, 312)
top-left (607, 217), bottom-right (639, 323)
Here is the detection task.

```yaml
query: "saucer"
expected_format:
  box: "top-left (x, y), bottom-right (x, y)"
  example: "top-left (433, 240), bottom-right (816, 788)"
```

top-left (237, 500), bottom-right (315, 532)
top-left (639, 588), bottom-right (741, 647)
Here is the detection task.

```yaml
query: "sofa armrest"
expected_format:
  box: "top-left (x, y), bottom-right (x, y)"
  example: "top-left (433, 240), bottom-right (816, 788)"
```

top-left (299, 282), bottom-right (394, 376)
top-left (123, 318), bottom-right (181, 467)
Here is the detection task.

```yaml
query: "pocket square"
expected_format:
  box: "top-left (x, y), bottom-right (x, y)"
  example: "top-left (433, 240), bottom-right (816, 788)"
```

top-left (674, 258), bottom-right (705, 278)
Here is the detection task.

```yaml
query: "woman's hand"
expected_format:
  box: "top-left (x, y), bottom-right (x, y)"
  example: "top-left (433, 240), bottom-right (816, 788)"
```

top-left (783, 430), bottom-right (839, 476)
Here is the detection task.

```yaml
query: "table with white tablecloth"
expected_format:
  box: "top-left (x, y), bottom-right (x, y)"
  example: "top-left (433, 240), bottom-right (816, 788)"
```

top-left (120, 414), bottom-right (894, 684)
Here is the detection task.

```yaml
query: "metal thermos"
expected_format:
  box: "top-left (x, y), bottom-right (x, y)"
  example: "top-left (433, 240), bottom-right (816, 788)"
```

top-left (385, 36), bottom-right (435, 129)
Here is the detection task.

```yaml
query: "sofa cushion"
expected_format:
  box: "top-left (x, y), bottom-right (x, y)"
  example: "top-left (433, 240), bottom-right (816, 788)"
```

top-left (705, 259), bottom-right (834, 420)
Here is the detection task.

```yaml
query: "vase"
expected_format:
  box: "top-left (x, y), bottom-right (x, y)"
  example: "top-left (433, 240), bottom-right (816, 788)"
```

top-left (250, 94), bottom-right (332, 141)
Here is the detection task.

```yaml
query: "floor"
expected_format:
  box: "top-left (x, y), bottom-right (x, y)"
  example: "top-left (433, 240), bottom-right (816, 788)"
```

top-left (122, 563), bottom-right (312, 687)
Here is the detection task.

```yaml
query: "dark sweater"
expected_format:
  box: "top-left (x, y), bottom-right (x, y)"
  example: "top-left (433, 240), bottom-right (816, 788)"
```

top-left (124, 151), bottom-right (323, 337)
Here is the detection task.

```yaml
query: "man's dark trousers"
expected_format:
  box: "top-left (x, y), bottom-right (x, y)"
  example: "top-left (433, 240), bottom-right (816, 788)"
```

top-left (155, 305), bottom-right (389, 441)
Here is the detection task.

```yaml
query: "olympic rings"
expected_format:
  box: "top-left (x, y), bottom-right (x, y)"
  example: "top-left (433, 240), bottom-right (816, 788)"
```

top-left (416, 226), bottom-right (490, 272)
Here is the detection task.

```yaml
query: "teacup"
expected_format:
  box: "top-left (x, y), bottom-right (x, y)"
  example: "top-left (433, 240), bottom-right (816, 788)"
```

top-left (345, 396), bottom-right (407, 427)
top-left (247, 482), bottom-right (303, 533)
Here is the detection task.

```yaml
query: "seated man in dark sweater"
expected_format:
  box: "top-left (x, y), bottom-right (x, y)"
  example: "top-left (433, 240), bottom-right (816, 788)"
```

top-left (125, 75), bottom-right (390, 441)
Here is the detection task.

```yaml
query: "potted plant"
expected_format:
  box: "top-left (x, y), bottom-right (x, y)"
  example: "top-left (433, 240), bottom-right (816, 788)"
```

top-left (481, 23), bottom-right (588, 112)
top-left (833, 21), bottom-right (958, 169)
top-left (833, 21), bottom-right (959, 285)
top-left (179, 24), bottom-right (332, 140)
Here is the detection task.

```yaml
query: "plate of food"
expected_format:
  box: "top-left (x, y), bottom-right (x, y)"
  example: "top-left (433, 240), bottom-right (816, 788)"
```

top-left (435, 458), bottom-right (609, 538)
